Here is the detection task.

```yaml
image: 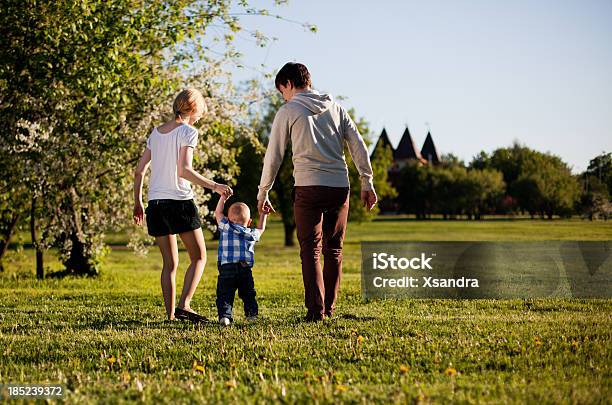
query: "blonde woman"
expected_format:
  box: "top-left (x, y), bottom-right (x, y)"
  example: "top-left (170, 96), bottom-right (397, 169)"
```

top-left (133, 89), bottom-right (232, 322)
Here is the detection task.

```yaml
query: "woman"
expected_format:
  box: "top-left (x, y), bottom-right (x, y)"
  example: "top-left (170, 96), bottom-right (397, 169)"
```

top-left (133, 88), bottom-right (232, 321)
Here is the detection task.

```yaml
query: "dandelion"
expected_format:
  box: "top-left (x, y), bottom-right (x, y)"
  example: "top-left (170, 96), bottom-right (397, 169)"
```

top-left (193, 360), bottom-right (205, 373)
top-left (357, 335), bottom-right (364, 344)
top-left (571, 340), bottom-right (579, 350)
top-left (107, 355), bottom-right (116, 365)
top-left (336, 384), bottom-right (349, 393)
top-left (534, 336), bottom-right (542, 347)
top-left (399, 364), bottom-right (410, 375)
top-left (444, 367), bottom-right (457, 377)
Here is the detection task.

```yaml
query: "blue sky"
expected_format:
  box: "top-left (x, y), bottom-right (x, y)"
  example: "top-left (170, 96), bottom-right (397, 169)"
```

top-left (228, 0), bottom-right (611, 173)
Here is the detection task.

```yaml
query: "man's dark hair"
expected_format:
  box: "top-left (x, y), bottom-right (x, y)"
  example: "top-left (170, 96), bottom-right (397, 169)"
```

top-left (275, 62), bottom-right (312, 90)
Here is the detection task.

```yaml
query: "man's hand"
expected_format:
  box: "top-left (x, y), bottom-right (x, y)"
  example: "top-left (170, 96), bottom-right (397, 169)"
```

top-left (257, 197), bottom-right (275, 214)
top-left (133, 202), bottom-right (145, 226)
top-left (361, 189), bottom-right (378, 211)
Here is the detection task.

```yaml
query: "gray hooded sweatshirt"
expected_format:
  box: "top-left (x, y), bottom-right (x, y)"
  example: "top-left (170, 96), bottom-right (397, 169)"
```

top-left (257, 90), bottom-right (374, 201)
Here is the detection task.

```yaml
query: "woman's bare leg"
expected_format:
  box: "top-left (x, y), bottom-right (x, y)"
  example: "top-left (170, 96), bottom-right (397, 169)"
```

top-left (177, 228), bottom-right (206, 311)
top-left (156, 234), bottom-right (179, 320)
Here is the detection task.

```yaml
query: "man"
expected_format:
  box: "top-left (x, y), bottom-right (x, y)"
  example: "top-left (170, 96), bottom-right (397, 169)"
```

top-left (257, 62), bottom-right (377, 322)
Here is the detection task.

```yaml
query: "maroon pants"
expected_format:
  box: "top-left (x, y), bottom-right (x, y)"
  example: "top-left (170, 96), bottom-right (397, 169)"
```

top-left (293, 186), bottom-right (350, 317)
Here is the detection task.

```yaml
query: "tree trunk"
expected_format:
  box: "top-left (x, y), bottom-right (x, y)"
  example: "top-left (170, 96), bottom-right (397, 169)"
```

top-left (64, 188), bottom-right (97, 276)
top-left (30, 197), bottom-right (44, 279)
top-left (64, 230), bottom-right (96, 275)
top-left (0, 213), bottom-right (20, 272)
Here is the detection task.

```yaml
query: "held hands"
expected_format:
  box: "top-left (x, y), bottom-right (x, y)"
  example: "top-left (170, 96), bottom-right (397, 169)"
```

top-left (214, 183), bottom-right (233, 198)
top-left (257, 197), bottom-right (275, 215)
top-left (361, 189), bottom-right (378, 211)
top-left (260, 204), bottom-right (273, 215)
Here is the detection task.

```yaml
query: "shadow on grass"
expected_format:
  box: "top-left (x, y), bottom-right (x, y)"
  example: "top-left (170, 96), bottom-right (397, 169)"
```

top-left (46, 269), bottom-right (98, 279)
top-left (372, 215), bottom-right (577, 222)
top-left (336, 313), bottom-right (376, 321)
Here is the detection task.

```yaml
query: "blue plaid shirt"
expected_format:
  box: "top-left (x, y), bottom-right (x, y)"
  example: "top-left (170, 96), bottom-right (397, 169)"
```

top-left (217, 217), bottom-right (261, 266)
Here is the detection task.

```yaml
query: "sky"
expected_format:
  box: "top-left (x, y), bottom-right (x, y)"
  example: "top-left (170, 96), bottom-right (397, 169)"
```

top-left (227, 0), bottom-right (611, 173)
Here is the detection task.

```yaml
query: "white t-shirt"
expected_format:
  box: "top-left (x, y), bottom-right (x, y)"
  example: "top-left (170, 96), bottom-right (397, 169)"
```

top-left (146, 123), bottom-right (198, 201)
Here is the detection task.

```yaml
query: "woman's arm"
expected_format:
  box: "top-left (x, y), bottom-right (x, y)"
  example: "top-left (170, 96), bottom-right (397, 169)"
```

top-left (178, 146), bottom-right (233, 196)
top-left (133, 148), bottom-right (151, 226)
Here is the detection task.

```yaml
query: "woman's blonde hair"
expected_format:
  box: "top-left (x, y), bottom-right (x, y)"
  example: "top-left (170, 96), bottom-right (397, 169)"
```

top-left (173, 88), bottom-right (206, 119)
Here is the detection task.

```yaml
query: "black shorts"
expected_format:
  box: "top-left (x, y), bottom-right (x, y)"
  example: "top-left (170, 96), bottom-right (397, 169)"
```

top-left (145, 199), bottom-right (202, 237)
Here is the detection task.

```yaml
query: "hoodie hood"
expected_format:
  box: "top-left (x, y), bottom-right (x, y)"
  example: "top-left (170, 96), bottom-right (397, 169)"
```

top-left (290, 90), bottom-right (333, 114)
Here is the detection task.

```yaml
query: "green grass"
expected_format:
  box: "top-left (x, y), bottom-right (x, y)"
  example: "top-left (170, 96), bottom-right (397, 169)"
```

top-left (1, 219), bottom-right (611, 403)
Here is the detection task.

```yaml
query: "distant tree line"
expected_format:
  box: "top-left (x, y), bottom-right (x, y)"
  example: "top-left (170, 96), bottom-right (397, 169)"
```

top-left (387, 143), bottom-right (610, 220)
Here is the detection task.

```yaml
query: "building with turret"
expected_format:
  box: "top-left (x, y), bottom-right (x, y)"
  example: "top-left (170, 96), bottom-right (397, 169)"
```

top-left (370, 127), bottom-right (441, 213)
top-left (371, 127), bottom-right (441, 171)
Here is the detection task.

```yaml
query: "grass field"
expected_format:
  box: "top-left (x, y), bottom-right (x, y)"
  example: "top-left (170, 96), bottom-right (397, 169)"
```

top-left (1, 218), bottom-right (611, 403)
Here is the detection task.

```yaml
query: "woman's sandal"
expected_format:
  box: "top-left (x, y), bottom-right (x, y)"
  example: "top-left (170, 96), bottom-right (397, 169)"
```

top-left (174, 307), bottom-right (207, 323)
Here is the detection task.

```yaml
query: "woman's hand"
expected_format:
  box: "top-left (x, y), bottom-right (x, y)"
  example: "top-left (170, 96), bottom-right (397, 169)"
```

top-left (214, 183), bottom-right (233, 198)
top-left (133, 202), bottom-right (145, 226)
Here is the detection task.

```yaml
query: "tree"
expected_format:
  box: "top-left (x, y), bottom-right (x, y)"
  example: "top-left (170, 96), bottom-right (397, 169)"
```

top-left (514, 155), bottom-right (580, 219)
top-left (464, 169), bottom-right (506, 219)
top-left (440, 153), bottom-right (465, 169)
top-left (397, 162), bottom-right (429, 218)
top-left (345, 109), bottom-right (396, 222)
top-left (586, 152), bottom-right (612, 200)
top-left (0, 0), bottom-right (278, 276)
top-left (579, 175), bottom-right (610, 220)
top-left (473, 142), bottom-right (580, 218)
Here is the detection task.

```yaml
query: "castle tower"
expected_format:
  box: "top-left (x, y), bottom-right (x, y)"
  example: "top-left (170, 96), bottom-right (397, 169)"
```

top-left (420, 131), bottom-right (440, 164)
top-left (394, 127), bottom-right (427, 167)
top-left (370, 128), bottom-right (394, 159)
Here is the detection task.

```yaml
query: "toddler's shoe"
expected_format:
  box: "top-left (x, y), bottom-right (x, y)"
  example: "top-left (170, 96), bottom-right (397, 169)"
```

top-left (219, 317), bottom-right (231, 327)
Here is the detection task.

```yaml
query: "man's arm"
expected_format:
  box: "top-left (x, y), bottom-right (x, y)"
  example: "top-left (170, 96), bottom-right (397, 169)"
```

top-left (341, 107), bottom-right (378, 210)
top-left (342, 108), bottom-right (374, 191)
top-left (257, 108), bottom-right (291, 211)
top-left (214, 194), bottom-right (227, 224)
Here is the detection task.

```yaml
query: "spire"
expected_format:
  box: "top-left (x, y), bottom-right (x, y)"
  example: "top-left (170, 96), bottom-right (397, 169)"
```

top-left (371, 128), bottom-right (394, 159)
top-left (420, 131), bottom-right (440, 164)
top-left (394, 127), bottom-right (422, 160)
